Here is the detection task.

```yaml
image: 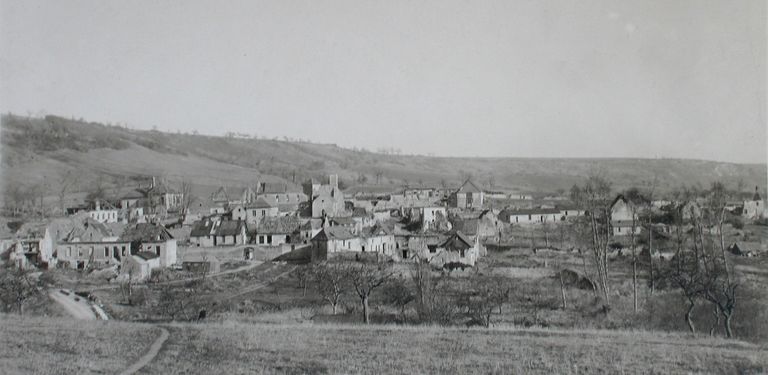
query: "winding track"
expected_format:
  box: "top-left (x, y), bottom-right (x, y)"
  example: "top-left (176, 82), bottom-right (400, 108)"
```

top-left (118, 327), bottom-right (170, 375)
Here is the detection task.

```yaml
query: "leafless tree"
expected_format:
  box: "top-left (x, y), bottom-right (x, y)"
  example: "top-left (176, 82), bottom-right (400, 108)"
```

top-left (178, 178), bottom-right (197, 223)
top-left (570, 174), bottom-right (613, 305)
top-left (382, 278), bottom-right (414, 322)
top-left (349, 262), bottom-right (393, 324)
top-left (57, 171), bottom-right (79, 214)
top-left (458, 275), bottom-right (512, 328)
top-left (312, 262), bottom-right (349, 315)
top-left (624, 187), bottom-right (650, 312)
top-left (0, 266), bottom-right (43, 315)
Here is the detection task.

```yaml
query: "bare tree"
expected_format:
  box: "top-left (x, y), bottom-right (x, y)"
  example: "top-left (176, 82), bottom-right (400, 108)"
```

top-left (570, 175), bottom-right (613, 305)
top-left (349, 262), bottom-right (393, 324)
top-left (0, 266), bottom-right (43, 315)
top-left (178, 178), bottom-right (197, 223)
top-left (382, 278), bottom-right (415, 322)
top-left (624, 187), bottom-right (650, 312)
top-left (57, 171), bottom-right (79, 214)
top-left (313, 262), bottom-right (349, 315)
top-left (459, 275), bottom-right (511, 328)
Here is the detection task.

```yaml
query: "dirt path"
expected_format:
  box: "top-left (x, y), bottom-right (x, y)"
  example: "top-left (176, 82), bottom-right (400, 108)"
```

top-left (219, 265), bottom-right (296, 301)
top-left (49, 290), bottom-right (96, 320)
top-left (118, 327), bottom-right (169, 375)
top-left (86, 261), bottom-right (262, 292)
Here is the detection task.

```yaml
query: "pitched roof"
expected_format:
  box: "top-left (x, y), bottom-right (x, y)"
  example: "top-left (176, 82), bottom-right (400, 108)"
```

top-left (135, 251), bottom-right (159, 260)
top-left (63, 217), bottom-right (114, 242)
top-left (455, 179), bottom-right (483, 194)
top-left (259, 182), bottom-right (288, 194)
top-left (501, 207), bottom-right (561, 216)
top-left (329, 217), bottom-right (355, 226)
top-left (439, 231), bottom-right (474, 252)
top-left (451, 219), bottom-right (479, 236)
top-left (311, 226), bottom-right (356, 242)
top-left (248, 197), bottom-right (275, 209)
top-left (256, 216), bottom-right (302, 234)
top-left (190, 217), bottom-right (217, 237)
top-left (215, 220), bottom-right (246, 236)
top-left (363, 223), bottom-right (393, 237)
top-left (120, 223), bottom-right (174, 243)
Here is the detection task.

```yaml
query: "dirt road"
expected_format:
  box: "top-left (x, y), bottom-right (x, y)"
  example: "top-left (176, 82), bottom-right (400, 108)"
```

top-left (49, 290), bottom-right (96, 320)
top-left (118, 327), bottom-right (169, 375)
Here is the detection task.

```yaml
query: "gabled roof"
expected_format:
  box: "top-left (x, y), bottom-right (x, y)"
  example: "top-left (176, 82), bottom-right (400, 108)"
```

top-left (439, 231), bottom-right (474, 252)
top-left (500, 207), bottom-right (561, 216)
top-left (454, 179), bottom-right (483, 194)
top-left (450, 219), bottom-right (479, 236)
top-left (190, 217), bottom-right (218, 237)
top-left (256, 216), bottom-right (302, 234)
top-left (120, 223), bottom-right (174, 243)
top-left (63, 217), bottom-right (114, 242)
top-left (311, 226), bottom-right (356, 242)
top-left (211, 186), bottom-right (229, 202)
top-left (216, 220), bottom-right (246, 236)
top-left (135, 251), bottom-right (159, 260)
top-left (259, 182), bottom-right (288, 194)
top-left (363, 223), bottom-right (393, 238)
top-left (329, 217), bottom-right (355, 226)
top-left (248, 197), bottom-right (275, 209)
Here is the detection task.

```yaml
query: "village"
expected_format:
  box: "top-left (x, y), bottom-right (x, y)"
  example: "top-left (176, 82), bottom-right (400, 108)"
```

top-left (2, 168), bottom-right (767, 336)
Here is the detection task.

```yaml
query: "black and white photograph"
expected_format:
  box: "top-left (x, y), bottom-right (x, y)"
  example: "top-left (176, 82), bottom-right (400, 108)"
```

top-left (0, 0), bottom-right (766, 373)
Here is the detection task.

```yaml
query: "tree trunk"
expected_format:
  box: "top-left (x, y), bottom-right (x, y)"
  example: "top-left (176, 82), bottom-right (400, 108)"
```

top-left (648, 225), bottom-right (654, 295)
top-left (709, 305), bottom-right (720, 337)
top-left (632, 257), bottom-right (638, 313)
top-left (723, 311), bottom-right (733, 338)
top-left (332, 301), bottom-right (337, 315)
top-left (362, 295), bottom-right (370, 324)
top-left (685, 299), bottom-right (696, 333)
top-left (559, 272), bottom-right (567, 309)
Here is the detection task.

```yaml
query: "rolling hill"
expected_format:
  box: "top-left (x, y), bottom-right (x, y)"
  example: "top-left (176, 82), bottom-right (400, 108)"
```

top-left (1, 114), bottom-right (765, 199)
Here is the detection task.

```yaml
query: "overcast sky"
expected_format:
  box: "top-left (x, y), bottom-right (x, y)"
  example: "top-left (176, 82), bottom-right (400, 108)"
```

top-left (1, 0), bottom-right (765, 164)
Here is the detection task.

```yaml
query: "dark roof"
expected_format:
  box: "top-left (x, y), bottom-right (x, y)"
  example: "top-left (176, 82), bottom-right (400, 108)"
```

top-left (256, 216), bottom-right (302, 234)
top-left (260, 182), bottom-right (288, 194)
top-left (439, 231), bottom-right (474, 252)
top-left (329, 217), bottom-right (355, 226)
top-left (363, 223), bottom-right (393, 237)
top-left (352, 207), bottom-right (370, 218)
top-left (63, 217), bottom-right (114, 242)
top-left (248, 197), bottom-right (275, 209)
top-left (455, 179), bottom-right (483, 194)
top-left (190, 217), bottom-right (217, 237)
top-left (120, 223), bottom-right (174, 243)
top-left (501, 208), bottom-right (561, 215)
top-left (311, 227), bottom-right (356, 242)
top-left (216, 220), bottom-right (246, 236)
top-left (135, 251), bottom-right (159, 260)
top-left (120, 190), bottom-right (145, 200)
top-left (451, 219), bottom-right (479, 236)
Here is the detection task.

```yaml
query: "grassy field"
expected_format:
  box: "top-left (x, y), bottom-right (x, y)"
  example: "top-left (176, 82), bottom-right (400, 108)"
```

top-left (0, 315), bottom-right (161, 374)
top-left (1, 314), bottom-right (765, 374)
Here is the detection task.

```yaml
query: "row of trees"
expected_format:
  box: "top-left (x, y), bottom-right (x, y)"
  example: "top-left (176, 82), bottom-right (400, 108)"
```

top-left (569, 175), bottom-right (742, 338)
top-left (297, 260), bottom-right (513, 327)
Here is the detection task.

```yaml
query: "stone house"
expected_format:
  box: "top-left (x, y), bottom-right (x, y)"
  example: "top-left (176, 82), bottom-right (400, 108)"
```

top-left (499, 208), bottom-right (562, 225)
top-left (304, 175), bottom-right (347, 218)
top-left (743, 187), bottom-right (765, 220)
top-left (310, 226), bottom-right (361, 261)
top-left (253, 216), bottom-right (302, 246)
top-left (119, 223), bottom-right (177, 267)
top-left (190, 217), bottom-right (247, 246)
top-left (55, 218), bottom-right (131, 269)
top-left (449, 179), bottom-right (484, 209)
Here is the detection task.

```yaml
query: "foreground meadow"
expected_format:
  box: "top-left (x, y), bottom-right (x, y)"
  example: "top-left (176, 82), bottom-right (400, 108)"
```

top-left (0, 315), bottom-right (160, 374)
top-left (148, 321), bottom-right (767, 374)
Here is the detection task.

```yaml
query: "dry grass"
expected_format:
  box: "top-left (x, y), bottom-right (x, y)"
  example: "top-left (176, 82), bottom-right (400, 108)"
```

top-left (146, 321), bottom-right (767, 374)
top-left (0, 314), bottom-right (161, 374)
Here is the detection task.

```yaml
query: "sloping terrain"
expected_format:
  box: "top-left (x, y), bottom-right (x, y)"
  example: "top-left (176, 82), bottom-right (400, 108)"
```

top-left (1, 314), bottom-right (765, 374)
top-left (1, 114), bottom-right (765, 196)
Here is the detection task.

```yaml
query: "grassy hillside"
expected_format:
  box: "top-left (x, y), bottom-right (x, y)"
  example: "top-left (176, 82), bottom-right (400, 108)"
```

top-left (2, 114), bottom-right (766, 197)
top-left (1, 314), bottom-right (765, 374)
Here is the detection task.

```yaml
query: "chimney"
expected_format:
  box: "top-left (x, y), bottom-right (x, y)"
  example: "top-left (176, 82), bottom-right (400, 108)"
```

top-left (329, 174), bottom-right (338, 189)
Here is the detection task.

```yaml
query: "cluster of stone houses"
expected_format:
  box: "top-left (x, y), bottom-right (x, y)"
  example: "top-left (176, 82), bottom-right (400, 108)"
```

top-left (3, 212), bottom-right (178, 281)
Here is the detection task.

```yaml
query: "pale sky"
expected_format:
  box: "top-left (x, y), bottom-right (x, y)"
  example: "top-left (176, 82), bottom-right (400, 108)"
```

top-left (1, 0), bottom-right (765, 164)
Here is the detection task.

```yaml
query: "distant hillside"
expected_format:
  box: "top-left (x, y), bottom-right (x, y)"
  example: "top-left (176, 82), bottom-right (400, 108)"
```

top-left (1, 114), bottom-right (766, 199)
